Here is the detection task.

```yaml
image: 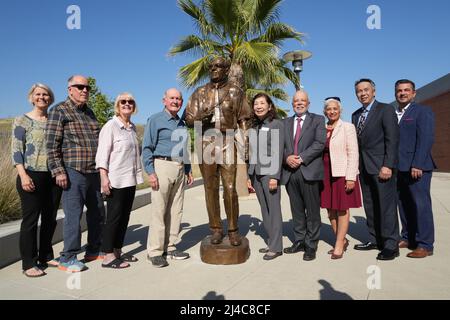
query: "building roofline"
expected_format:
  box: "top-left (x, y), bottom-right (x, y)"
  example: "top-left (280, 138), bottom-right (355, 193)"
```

top-left (415, 73), bottom-right (450, 103)
top-left (391, 73), bottom-right (450, 106)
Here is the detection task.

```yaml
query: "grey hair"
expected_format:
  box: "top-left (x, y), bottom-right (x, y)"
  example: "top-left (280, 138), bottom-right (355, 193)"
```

top-left (27, 83), bottom-right (55, 106)
top-left (67, 75), bottom-right (88, 86)
top-left (67, 76), bottom-right (75, 86)
top-left (323, 98), bottom-right (343, 114)
top-left (163, 88), bottom-right (183, 100)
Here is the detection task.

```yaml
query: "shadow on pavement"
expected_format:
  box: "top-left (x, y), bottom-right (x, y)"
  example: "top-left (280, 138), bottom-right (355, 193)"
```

top-left (120, 214), bottom-right (371, 256)
top-left (203, 291), bottom-right (226, 300)
top-left (122, 224), bottom-right (148, 257)
top-left (281, 214), bottom-right (370, 249)
top-left (318, 279), bottom-right (353, 300)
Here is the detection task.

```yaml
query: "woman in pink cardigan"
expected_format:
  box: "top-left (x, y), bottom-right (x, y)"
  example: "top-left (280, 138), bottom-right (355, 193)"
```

top-left (320, 97), bottom-right (362, 259)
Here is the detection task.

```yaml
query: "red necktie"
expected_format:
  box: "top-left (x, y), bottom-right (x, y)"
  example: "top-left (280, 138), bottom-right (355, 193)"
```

top-left (293, 117), bottom-right (303, 155)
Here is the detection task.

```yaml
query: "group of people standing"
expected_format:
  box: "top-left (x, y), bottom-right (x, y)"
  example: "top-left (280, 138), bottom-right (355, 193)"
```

top-left (11, 70), bottom-right (435, 277)
top-left (12, 75), bottom-right (142, 277)
top-left (12, 75), bottom-right (192, 276)
top-left (247, 78), bottom-right (435, 263)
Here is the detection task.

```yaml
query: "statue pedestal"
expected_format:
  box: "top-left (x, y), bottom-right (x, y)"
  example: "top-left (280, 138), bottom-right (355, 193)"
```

top-left (200, 235), bottom-right (250, 265)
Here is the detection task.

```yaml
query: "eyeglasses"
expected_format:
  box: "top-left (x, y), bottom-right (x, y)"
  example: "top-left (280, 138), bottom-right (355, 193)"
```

top-left (71, 84), bottom-right (91, 91)
top-left (325, 96), bottom-right (341, 102)
top-left (119, 99), bottom-right (135, 106)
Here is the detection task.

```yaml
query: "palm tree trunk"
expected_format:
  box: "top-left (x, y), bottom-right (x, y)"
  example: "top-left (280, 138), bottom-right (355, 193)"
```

top-left (229, 63), bottom-right (245, 90)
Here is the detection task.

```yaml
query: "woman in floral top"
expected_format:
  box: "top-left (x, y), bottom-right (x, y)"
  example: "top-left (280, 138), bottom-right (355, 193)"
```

top-left (11, 83), bottom-right (62, 277)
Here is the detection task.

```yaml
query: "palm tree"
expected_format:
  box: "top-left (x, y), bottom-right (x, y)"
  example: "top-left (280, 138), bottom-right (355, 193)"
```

top-left (169, 0), bottom-right (303, 108)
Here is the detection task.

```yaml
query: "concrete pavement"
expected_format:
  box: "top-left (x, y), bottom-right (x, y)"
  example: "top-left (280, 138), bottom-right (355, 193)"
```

top-left (1, 173), bottom-right (449, 300)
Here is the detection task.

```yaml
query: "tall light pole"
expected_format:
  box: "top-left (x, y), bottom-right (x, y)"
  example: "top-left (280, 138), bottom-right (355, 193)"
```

top-left (282, 50), bottom-right (312, 90)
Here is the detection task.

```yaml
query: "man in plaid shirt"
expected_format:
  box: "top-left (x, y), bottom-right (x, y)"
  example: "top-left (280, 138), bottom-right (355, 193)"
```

top-left (46, 75), bottom-right (105, 272)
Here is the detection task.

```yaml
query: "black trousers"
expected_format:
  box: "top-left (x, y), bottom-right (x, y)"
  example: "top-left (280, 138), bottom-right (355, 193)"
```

top-left (285, 169), bottom-right (321, 251)
top-left (359, 167), bottom-right (399, 250)
top-left (16, 170), bottom-right (62, 270)
top-left (102, 186), bottom-right (136, 253)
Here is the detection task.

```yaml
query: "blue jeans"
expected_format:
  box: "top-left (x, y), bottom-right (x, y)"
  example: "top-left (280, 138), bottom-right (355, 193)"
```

top-left (60, 168), bottom-right (105, 263)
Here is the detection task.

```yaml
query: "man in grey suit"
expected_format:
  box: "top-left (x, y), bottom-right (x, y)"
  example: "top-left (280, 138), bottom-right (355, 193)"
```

top-left (351, 78), bottom-right (400, 261)
top-left (281, 90), bottom-right (326, 261)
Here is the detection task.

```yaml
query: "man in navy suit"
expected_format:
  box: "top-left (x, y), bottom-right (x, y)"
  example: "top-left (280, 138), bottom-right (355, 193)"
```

top-left (395, 79), bottom-right (436, 258)
top-left (351, 79), bottom-right (400, 260)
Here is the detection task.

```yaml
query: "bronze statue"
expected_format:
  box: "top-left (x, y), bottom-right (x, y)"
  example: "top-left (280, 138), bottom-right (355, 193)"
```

top-left (185, 57), bottom-right (252, 246)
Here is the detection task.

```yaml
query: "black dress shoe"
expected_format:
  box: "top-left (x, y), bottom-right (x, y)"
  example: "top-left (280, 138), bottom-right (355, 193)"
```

top-left (303, 250), bottom-right (316, 261)
top-left (263, 252), bottom-right (282, 260)
top-left (259, 247), bottom-right (269, 253)
top-left (283, 242), bottom-right (305, 254)
top-left (376, 249), bottom-right (399, 261)
top-left (354, 242), bottom-right (378, 251)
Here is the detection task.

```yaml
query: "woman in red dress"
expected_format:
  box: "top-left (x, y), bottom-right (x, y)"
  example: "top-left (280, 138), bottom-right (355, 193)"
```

top-left (320, 97), bottom-right (362, 259)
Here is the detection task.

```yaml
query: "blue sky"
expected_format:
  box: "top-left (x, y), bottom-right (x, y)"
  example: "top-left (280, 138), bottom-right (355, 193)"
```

top-left (1, 0), bottom-right (449, 124)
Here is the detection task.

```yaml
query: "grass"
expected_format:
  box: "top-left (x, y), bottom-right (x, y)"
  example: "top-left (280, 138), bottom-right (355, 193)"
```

top-left (0, 122), bottom-right (22, 224)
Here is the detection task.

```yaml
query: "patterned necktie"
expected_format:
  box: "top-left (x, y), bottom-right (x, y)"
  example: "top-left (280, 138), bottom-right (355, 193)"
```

top-left (293, 117), bottom-right (303, 155)
top-left (357, 108), bottom-right (369, 135)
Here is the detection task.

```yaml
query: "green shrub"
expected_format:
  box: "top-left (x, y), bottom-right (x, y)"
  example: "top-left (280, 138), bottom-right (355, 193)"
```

top-left (0, 130), bottom-right (21, 224)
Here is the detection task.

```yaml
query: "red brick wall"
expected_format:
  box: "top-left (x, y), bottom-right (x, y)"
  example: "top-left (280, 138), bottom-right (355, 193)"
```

top-left (421, 91), bottom-right (450, 172)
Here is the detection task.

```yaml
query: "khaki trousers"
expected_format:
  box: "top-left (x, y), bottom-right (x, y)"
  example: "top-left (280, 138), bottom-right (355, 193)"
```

top-left (147, 159), bottom-right (185, 257)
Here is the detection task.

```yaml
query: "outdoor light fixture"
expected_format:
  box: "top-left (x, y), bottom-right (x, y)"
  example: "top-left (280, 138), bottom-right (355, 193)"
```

top-left (282, 50), bottom-right (312, 90)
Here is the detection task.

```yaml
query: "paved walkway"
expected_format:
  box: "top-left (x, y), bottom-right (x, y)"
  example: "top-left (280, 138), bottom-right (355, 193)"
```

top-left (1, 174), bottom-right (449, 300)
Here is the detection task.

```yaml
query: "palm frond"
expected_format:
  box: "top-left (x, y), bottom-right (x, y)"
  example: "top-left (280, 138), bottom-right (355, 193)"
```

top-left (276, 107), bottom-right (289, 118)
top-left (168, 35), bottom-right (224, 57)
top-left (251, 0), bottom-right (282, 33)
top-left (234, 41), bottom-right (277, 72)
top-left (170, 0), bottom-right (305, 94)
top-left (265, 87), bottom-right (289, 101)
top-left (178, 56), bottom-right (211, 88)
top-left (280, 63), bottom-right (300, 89)
top-left (205, 0), bottom-right (238, 39)
top-left (178, 0), bottom-right (215, 36)
top-left (256, 22), bottom-right (303, 47)
top-left (246, 87), bottom-right (288, 102)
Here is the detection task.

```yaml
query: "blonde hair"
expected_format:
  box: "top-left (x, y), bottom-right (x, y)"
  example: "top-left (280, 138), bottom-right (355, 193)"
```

top-left (27, 83), bottom-right (55, 106)
top-left (114, 92), bottom-right (138, 116)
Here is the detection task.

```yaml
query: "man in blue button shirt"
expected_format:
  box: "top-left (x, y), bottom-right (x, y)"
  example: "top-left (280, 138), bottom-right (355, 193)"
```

top-left (142, 88), bottom-right (193, 268)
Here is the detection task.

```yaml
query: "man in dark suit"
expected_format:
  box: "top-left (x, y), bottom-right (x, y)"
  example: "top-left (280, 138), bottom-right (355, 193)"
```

top-left (281, 90), bottom-right (326, 261)
top-left (352, 78), bottom-right (400, 260)
top-left (395, 79), bottom-right (436, 258)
